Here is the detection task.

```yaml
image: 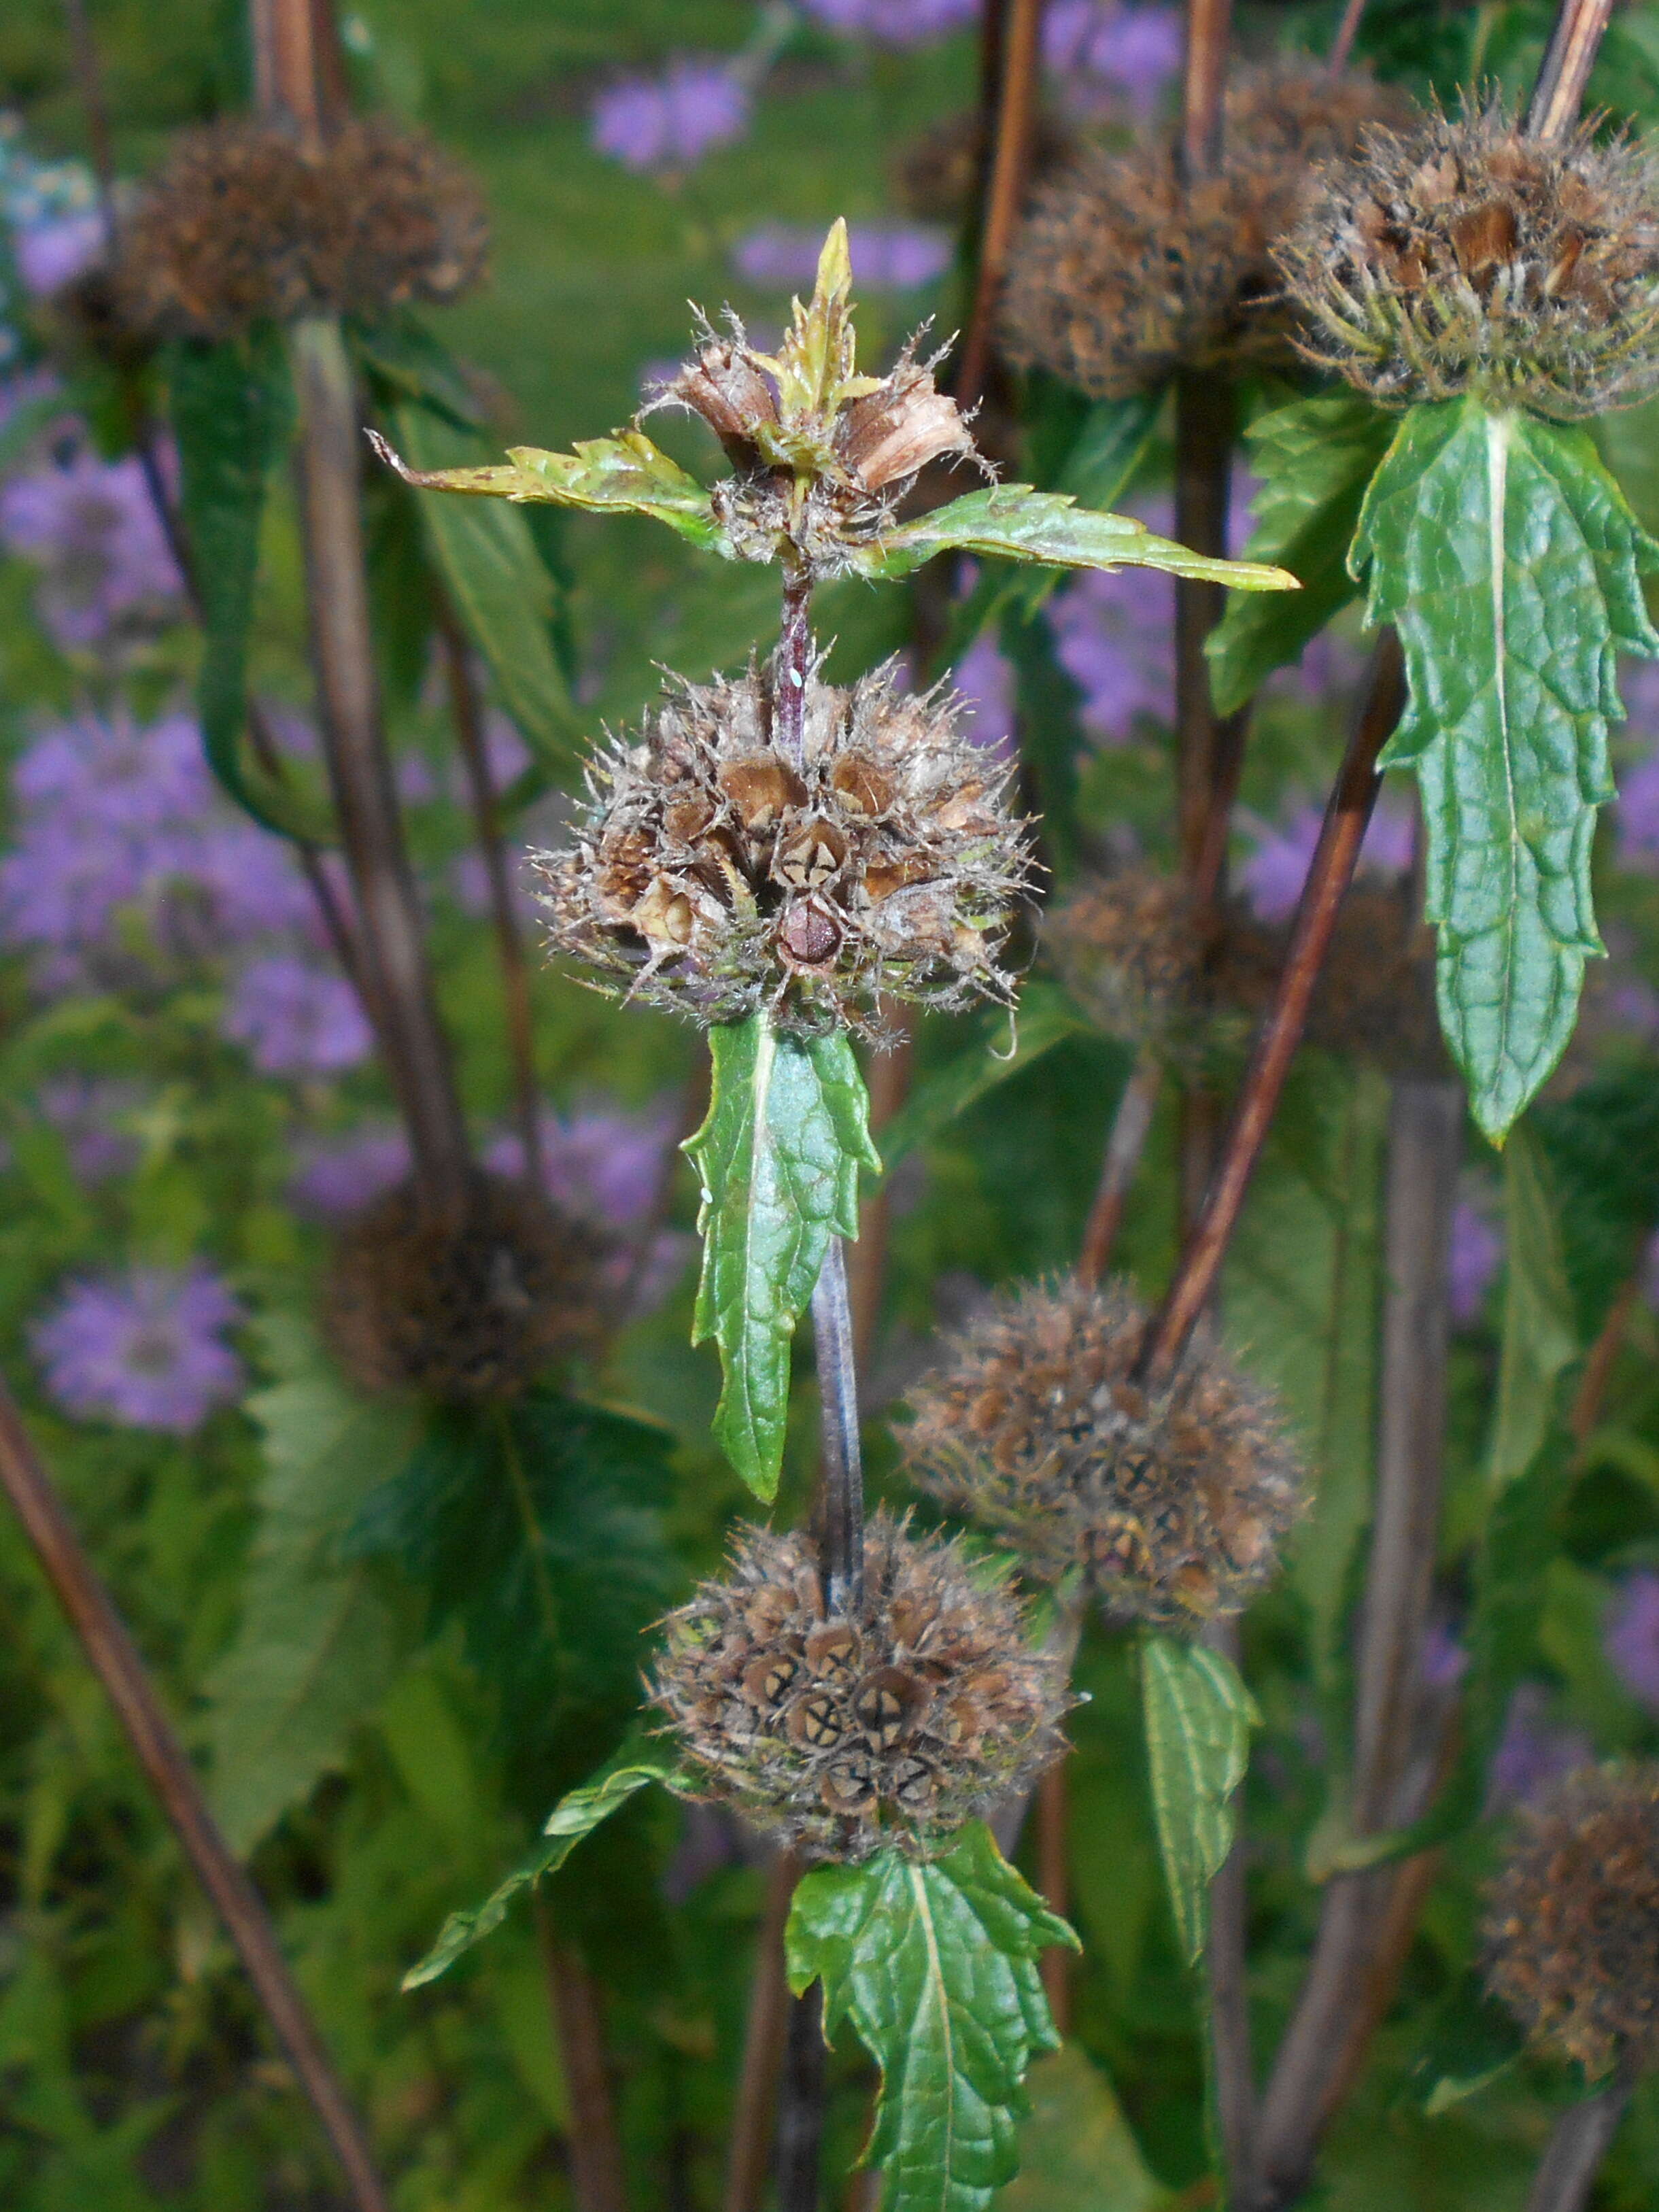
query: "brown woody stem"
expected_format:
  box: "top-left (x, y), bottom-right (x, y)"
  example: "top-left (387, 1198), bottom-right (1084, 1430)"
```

top-left (1525, 0), bottom-right (1616, 142)
top-left (532, 1896), bottom-right (631, 2212)
top-left (1327, 0), bottom-right (1371, 73)
top-left (956, 0), bottom-right (1048, 411)
top-left (723, 1850), bottom-right (802, 2212)
top-left (813, 1237), bottom-right (866, 1616)
top-left (775, 1981), bottom-right (828, 2212)
top-left (1178, 0), bottom-right (1233, 180)
top-left (1524, 2066), bottom-right (1636, 2212)
top-left (1036, 1763), bottom-right (1074, 2035)
top-left (1078, 1048), bottom-right (1162, 1288)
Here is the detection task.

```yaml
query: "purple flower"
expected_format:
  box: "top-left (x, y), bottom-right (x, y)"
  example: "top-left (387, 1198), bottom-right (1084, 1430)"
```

top-left (1420, 1622), bottom-right (1471, 1692)
top-left (1237, 794), bottom-right (1416, 924)
top-left (221, 955), bottom-right (373, 1076)
top-left (592, 59), bottom-right (751, 172)
top-left (1449, 1200), bottom-right (1503, 1326)
top-left (1605, 1572), bottom-right (1659, 1708)
top-left (1046, 563), bottom-right (1174, 743)
top-left (35, 1075), bottom-right (143, 1182)
top-left (0, 441), bottom-right (182, 649)
top-left (484, 1100), bottom-right (677, 1229)
top-left (1043, 1), bottom-right (1182, 114)
top-left (796, 0), bottom-right (979, 43)
top-left (14, 207), bottom-right (105, 296)
top-left (1486, 1682), bottom-right (1594, 1812)
top-left (31, 1264), bottom-right (243, 1433)
top-left (951, 630), bottom-right (1017, 760)
top-left (286, 1123), bottom-right (411, 1221)
top-left (1615, 751), bottom-right (1659, 870)
top-left (733, 221), bottom-right (952, 292)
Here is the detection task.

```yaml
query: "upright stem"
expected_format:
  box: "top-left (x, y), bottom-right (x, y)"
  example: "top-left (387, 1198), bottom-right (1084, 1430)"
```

top-left (533, 1896), bottom-right (631, 2212)
top-left (1327, 0), bottom-right (1371, 73)
top-left (723, 1852), bottom-right (801, 2212)
top-left (1525, 0), bottom-right (1615, 141)
top-left (1035, 1765), bottom-right (1073, 2033)
top-left (1077, 1048), bottom-right (1162, 1288)
top-left (776, 1983), bottom-right (828, 2212)
top-left (1178, 0), bottom-right (1233, 180)
top-left (775, 569), bottom-right (814, 772)
top-left (813, 1238), bottom-right (866, 1616)
top-left (0, 1381), bottom-right (392, 2212)
top-left (1173, 375), bottom-right (1238, 897)
top-left (955, 0), bottom-right (1048, 411)
top-left (1525, 2068), bottom-right (1635, 2212)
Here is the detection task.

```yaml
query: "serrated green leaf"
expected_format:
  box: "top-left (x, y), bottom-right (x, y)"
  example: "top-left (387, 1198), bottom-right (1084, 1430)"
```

top-left (1002, 2047), bottom-right (1172, 2211)
top-left (368, 425), bottom-right (723, 551)
top-left (1141, 1637), bottom-right (1260, 1966)
top-left (684, 1013), bottom-right (880, 1499)
top-left (880, 983), bottom-right (1090, 1165)
top-left (785, 1822), bottom-right (1077, 2212)
top-left (1351, 396), bottom-right (1659, 1141)
top-left (1487, 1126), bottom-right (1577, 1491)
top-left (853, 483), bottom-right (1298, 590)
top-left (1205, 391), bottom-right (1393, 715)
top-left (402, 1735), bottom-right (678, 1990)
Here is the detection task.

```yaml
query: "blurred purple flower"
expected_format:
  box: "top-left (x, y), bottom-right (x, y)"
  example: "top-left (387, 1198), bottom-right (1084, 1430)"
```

top-left (734, 221), bottom-right (951, 292)
top-left (1605, 1571), bottom-right (1659, 1708)
top-left (448, 846), bottom-right (540, 923)
top-left (592, 60), bottom-right (750, 172)
top-left (1237, 794), bottom-right (1415, 924)
top-left (1448, 1199), bottom-right (1503, 1325)
top-left (1486, 1682), bottom-right (1594, 1812)
top-left (484, 1100), bottom-right (677, 1229)
top-left (35, 1075), bottom-right (143, 1182)
top-left (221, 955), bottom-right (373, 1076)
top-left (951, 630), bottom-right (1017, 761)
top-left (797, 0), bottom-right (979, 41)
top-left (31, 1264), bottom-right (243, 1433)
top-left (286, 1123), bottom-right (411, 1221)
top-left (1420, 1622), bottom-right (1470, 1691)
top-left (1046, 563), bottom-right (1174, 742)
top-left (1043, 1), bottom-right (1181, 114)
top-left (0, 442), bottom-right (182, 649)
top-left (1615, 751), bottom-right (1659, 871)
top-left (190, 819), bottom-right (318, 945)
top-left (14, 207), bottom-right (105, 296)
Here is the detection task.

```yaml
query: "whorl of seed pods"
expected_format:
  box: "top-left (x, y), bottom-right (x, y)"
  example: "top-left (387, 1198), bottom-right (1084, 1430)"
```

top-left (1002, 63), bottom-right (1414, 398)
top-left (323, 1171), bottom-right (611, 1402)
top-left (1045, 867), bottom-right (1220, 1068)
top-left (532, 658), bottom-right (1029, 1040)
top-left (120, 118), bottom-right (489, 340)
top-left (900, 1278), bottom-right (1305, 1627)
top-left (1278, 104), bottom-right (1659, 417)
top-left (649, 1510), bottom-right (1070, 1860)
top-left (1217, 887), bottom-right (1445, 1076)
top-left (1484, 1763), bottom-right (1659, 2076)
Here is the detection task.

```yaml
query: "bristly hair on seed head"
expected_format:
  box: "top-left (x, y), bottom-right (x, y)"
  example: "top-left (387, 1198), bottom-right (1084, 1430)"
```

top-left (1045, 866), bottom-right (1246, 1072)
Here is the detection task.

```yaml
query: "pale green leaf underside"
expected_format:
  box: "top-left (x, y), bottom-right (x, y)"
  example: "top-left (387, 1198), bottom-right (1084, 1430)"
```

top-left (684, 1015), bottom-right (880, 1499)
top-left (1486, 1127), bottom-right (1577, 1493)
top-left (786, 1822), bottom-right (1077, 2212)
top-left (1351, 396), bottom-right (1659, 1142)
top-left (368, 426), bottom-right (723, 551)
top-left (1142, 1636), bottom-right (1259, 1967)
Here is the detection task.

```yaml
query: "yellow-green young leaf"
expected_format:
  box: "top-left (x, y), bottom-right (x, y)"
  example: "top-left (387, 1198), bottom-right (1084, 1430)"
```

top-left (1487, 1127), bottom-right (1577, 1493)
top-left (851, 484), bottom-right (1299, 590)
top-left (1141, 1637), bottom-right (1259, 1967)
top-left (1351, 396), bottom-right (1659, 1143)
top-left (786, 1823), bottom-right (1078, 2212)
top-left (403, 1737), bottom-right (678, 1990)
top-left (1205, 391), bottom-right (1394, 715)
top-left (368, 426), bottom-right (724, 552)
top-left (684, 1015), bottom-right (880, 1499)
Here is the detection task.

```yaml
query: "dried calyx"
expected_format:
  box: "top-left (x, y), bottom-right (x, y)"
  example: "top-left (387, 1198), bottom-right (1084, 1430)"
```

top-left (900, 1278), bottom-right (1304, 1628)
top-left (532, 656), bottom-right (1029, 1040)
top-left (651, 1509), bottom-right (1070, 1861)
top-left (324, 1170), bottom-right (611, 1402)
top-left (1046, 866), bottom-right (1237, 1070)
top-left (120, 117), bottom-right (488, 339)
top-left (1003, 62), bottom-right (1414, 398)
top-left (1484, 1763), bottom-right (1659, 2077)
top-left (1280, 101), bottom-right (1659, 416)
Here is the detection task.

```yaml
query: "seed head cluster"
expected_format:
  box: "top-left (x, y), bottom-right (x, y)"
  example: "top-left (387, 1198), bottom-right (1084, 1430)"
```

top-left (900, 1278), bottom-right (1305, 1627)
top-left (1045, 867), bottom-right (1223, 1068)
top-left (1484, 1763), bottom-right (1659, 2077)
top-left (1218, 887), bottom-right (1444, 1075)
top-left (1003, 63), bottom-right (1413, 398)
top-left (324, 1170), bottom-right (611, 1403)
top-left (532, 658), bottom-right (1028, 1040)
top-left (1279, 104), bottom-right (1659, 417)
top-left (650, 1510), bottom-right (1070, 1860)
top-left (120, 118), bottom-right (489, 340)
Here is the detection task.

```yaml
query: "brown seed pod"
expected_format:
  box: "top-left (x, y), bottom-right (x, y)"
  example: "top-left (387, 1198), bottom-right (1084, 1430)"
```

top-left (323, 1170), bottom-right (611, 1403)
top-left (649, 1509), bottom-right (1070, 1861)
top-left (1216, 885), bottom-right (1446, 1076)
top-left (1484, 1763), bottom-right (1659, 2077)
top-left (119, 117), bottom-right (488, 341)
top-left (1278, 102), bottom-right (1659, 416)
top-left (898, 1277), bottom-right (1305, 1627)
top-left (1045, 866), bottom-right (1242, 1068)
top-left (532, 656), bottom-right (1030, 1040)
top-left (1002, 61), bottom-right (1414, 398)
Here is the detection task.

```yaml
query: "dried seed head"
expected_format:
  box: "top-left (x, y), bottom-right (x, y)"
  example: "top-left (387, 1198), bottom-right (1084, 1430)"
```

top-left (323, 1170), bottom-right (611, 1403)
top-left (649, 1508), bottom-right (1070, 1860)
top-left (895, 112), bottom-right (1078, 225)
top-left (1484, 1763), bottom-right (1659, 2077)
top-left (120, 118), bottom-right (488, 340)
top-left (1278, 103), bottom-right (1659, 416)
top-left (1003, 63), bottom-right (1414, 397)
top-left (900, 1278), bottom-right (1305, 1627)
top-left (532, 656), bottom-right (1029, 1040)
top-left (1045, 866), bottom-right (1238, 1068)
top-left (1216, 886), bottom-right (1445, 1075)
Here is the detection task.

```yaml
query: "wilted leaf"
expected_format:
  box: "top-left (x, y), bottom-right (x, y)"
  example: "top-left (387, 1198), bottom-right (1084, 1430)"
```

top-left (368, 425), bottom-right (723, 551)
top-left (1141, 1636), bottom-right (1259, 1965)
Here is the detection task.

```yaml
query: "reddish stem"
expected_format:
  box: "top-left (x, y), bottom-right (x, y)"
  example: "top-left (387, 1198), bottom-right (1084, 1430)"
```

top-left (955, 0), bottom-right (1048, 411)
top-left (1077, 1049), bottom-right (1162, 1287)
top-left (1178, 0), bottom-right (1233, 181)
top-left (1525, 0), bottom-right (1615, 141)
top-left (723, 1852), bottom-right (802, 2212)
top-left (1036, 1763), bottom-right (1073, 2035)
top-left (533, 1896), bottom-right (630, 2212)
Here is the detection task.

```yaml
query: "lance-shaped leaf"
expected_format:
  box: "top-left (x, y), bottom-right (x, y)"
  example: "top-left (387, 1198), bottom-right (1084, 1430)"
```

top-left (786, 1822), bottom-right (1078, 2212)
top-left (684, 1014), bottom-right (880, 1499)
top-left (1351, 397), bottom-right (1659, 1143)
top-left (367, 425), bottom-right (724, 552)
top-left (403, 1735), bottom-right (679, 1989)
top-left (1205, 391), bottom-right (1394, 715)
top-left (851, 483), bottom-right (1298, 590)
top-left (1141, 1635), bottom-right (1259, 1966)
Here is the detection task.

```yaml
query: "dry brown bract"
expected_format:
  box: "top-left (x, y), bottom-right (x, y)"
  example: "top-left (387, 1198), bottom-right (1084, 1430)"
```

top-left (650, 1510), bottom-right (1070, 1860)
top-left (1279, 103), bottom-right (1659, 416)
top-left (1484, 1763), bottom-right (1659, 2076)
top-left (533, 658), bottom-right (1029, 1040)
top-left (900, 1278), bottom-right (1304, 1627)
top-left (1003, 63), bottom-right (1413, 398)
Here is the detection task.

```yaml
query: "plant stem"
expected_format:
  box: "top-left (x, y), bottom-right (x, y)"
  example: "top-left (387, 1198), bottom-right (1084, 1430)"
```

top-left (955, 0), bottom-right (1048, 411)
top-left (1326, 0), bottom-right (1371, 72)
top-left (1525, 2067), bottom-right (1635, 2212)
top-left (776, 568), bottom-right (815, 772)
top-left (1178, 0), bottom-right (1233, 180)
top-left (1202, 1618), bottom-right (1258, 2206)
top-left (776, 1982), bottom-right (828, 2212)
top-left (1078, 1047), bottom-right (1162, 1287)
top-left (814, 1238), bottom-right (866, 1616)
top-left (533, 1895), bottom-right (631, 2212)
top-left (58, 0), bottom-right (119, 244)
top-left (0, 1380), bottom-right (392, 2212)
top-left (1525, 0), bottom-right (1615, 141)
top-left (1570, 1270), bottom-right (1639, 1444)
top-left (724, 1851), bottom-right (802, 2212)
top-left (1036, 1762), bottom-right (1074, 2033)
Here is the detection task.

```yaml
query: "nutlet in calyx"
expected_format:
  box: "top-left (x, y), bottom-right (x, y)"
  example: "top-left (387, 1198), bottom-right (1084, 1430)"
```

top-left (899, 1278), bottom-right (1305, 1629)
top-left (649, 1509), bottom-right (1070, 1862)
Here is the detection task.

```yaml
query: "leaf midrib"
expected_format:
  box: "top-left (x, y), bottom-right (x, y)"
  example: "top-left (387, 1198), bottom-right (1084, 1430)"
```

top-left (1485, 410), bottom-right (1520, 1084)
top-left (909, 1863), bottom-right (955, 2212)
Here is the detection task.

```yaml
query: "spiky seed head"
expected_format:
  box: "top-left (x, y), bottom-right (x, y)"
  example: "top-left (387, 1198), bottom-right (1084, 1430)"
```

top-left (650, 1509), bottom-right (1070, 1861)
top-left (1217, 886), bottom-right (1445, 1075)
top-left (323, 1170), bottom-right (611, 1403)
top-left (1002, 63), bottom-right (1414, 398)
top-left (1484, 1763), bottom-right (1659, 2077)
top-left (532, 656), bottom-right (1029, 1040)
top-left (1046, 866), bottom-right (1237, 1069)
top-left (1278, 103), bottom-right (1659, 417)
top-left (899, 1278), bottom-right (1305, 1628)
top-left (120, 118), bottom-right (488, 341)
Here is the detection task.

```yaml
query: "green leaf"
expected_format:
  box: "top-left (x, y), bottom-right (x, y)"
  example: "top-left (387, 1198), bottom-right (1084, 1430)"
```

top-left (368, 425), bottom-right (723, 551)
top-left (1487, 1127), bottom-right (1577, 1491)
top-left (1412, 1969), bottom-right (1527, 2115)
top-left (1205, 392), bottom-right (1394, 715)
top-left (1141, 1636), bottom-right (1260, 1966)
top-left (684, 1014), bottom-right (880, 1499)
top-left (402, 1736), bottom-right (679, 1990)
top-left (1351, 397), bottom-right (1659, 1142)
top-left (785, 1822), bottom-right (1077, 2212)
top-left (1535, 1067), bottom-right (1659, 1343)
top-left (352, 310), bottom-right (485, 431)
top-left (390, 401), bottom-right (584, 778)
top-left (205, 1315), bottom-right (417, 1854)
top-left (1002, 2047), bottom-right (1172, 2212)
top-left (880, 983), bottom-right (1090, 1166)
top-left (854, 483), bottom-right (1299, 590)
